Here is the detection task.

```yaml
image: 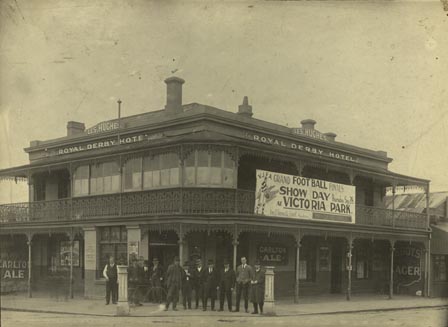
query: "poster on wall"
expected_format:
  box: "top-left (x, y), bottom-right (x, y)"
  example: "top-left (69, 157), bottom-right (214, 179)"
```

top-left (257, 244), bottom-right (288, 265)
top-left (254, 170), bottom-right (356, 224)
top-left (60, 241), bottom-right (80, 266)
top-left (319, 246), bottom-right (331, 271)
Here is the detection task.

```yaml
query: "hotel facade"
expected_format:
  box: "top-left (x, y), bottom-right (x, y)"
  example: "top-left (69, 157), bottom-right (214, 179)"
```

top-left (0, 77), bottom-right (432, 301)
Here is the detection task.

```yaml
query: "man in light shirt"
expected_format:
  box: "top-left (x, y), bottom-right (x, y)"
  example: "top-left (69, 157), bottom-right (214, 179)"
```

top-left (103, 256), bottom-right (118, 305)
top-left (235, 256), bottom-right (253, 313)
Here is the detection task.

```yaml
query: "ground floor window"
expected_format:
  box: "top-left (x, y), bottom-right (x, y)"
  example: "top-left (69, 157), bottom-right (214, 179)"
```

top-left (434, 255), bottom-right (447, 281)
top-left (98, 226), bottom-right (127, 278)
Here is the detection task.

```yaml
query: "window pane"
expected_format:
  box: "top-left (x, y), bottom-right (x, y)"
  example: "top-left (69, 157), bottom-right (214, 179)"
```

top-left (143, 156), bottom-right (159, 171)
top-left (74, 165), bottom-right (89, 179)
top-left (223, 152), bottom-right (234, 168)
top-left (185, 152), bottom-right (195, 167)
top-left (161, 169), bottom-right (170, 186)
top-left (210, 151), bottom-right (221, 167)
top-left (210, 167), bottom-right (222, 184)
top-left (120, 227), bottom-right (127, 242)
top-left (104, 176), bottom-right (112, 192)
top-left (111, 175), bottom-right (120, 192)
top-left (184, 167), bottom-right (195, 185)
top-left (153, 171), bottom-right (160, 187)
top-left (110, 227), bottom-right (120, 242)
top-left (223, 168), bottom-right (234, 187)
top-left (197, 167), bottom-right (210, 185)
top-left (162, 153), bottom-right (178, 169)
top-left (116, 244), bottom-right (128, 265)
top-left (101, 228), bottom-right (110, 241)
top-left (170, 168), bottom-right (179, 185)
top-left (132, 173), bottom-right (142, 189)
top-left (124, 158), bottom-right (141, 191)
top-left (197, 151), bottom-right (208, 167)
top-left (143, 171), bottom-right (153, 188)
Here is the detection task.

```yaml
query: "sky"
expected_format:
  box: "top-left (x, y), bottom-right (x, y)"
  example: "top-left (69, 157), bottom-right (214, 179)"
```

top-left (0, 0), bottom-right (447, 204)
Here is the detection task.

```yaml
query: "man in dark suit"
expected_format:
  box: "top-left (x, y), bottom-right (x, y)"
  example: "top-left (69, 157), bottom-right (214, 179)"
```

top-left (182, 261), bottom-right (193, 310)
top-left (235, 256), bottom-right (253, 313)
top-left (203, 259), bottom-right (219, 311)
top-left (250, 260), bottom-right (265, 314)
top-left (150, 257), bottom-right (164, 303)
top-left (164, 256), bottom-right (183, 311)
top-left (191, 258), bottom-right (205, 309)
top-left (219, 259), bottom-right (236, 312)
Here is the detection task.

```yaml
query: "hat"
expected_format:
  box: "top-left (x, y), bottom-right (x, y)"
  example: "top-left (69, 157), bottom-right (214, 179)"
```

top-left (143, 260), bottom-right (149, 265)
top-left (254, 260), bottom-right (261, 265)
top-left (196, 258), bottom-right (202, 263)
top-left (184, 261), bottom-right (190, 267)
top-left (207, 259), bottom-right (214, 265)
top-left (152, 257), bottom-right (159, 261)
top-left (223, 259), bottom-right (230, 265)
top-left (173, 256), bottom-right (180, 261)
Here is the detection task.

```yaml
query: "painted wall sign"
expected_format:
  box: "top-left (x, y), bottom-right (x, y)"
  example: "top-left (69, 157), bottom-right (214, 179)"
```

top-left (257, 244), bottom-right (288, 265)
top-left (254, 169), bottom-right (356, 223)
top-left (1, 259), bottom-right (27, 279)
top-left (86, 121), bottom-right (120, 135)
top-left (394, 246), bottom-right (423, 288)
top-left (291, 128), bottom-right (328, 142)
top-left (245, 132), bottom-right (359, 163)
top-left (51, 133), bottom-right (164, 156)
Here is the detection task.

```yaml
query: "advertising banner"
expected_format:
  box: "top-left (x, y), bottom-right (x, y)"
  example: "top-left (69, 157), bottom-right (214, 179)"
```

top-left (254, 169), bottom-right (356, 224)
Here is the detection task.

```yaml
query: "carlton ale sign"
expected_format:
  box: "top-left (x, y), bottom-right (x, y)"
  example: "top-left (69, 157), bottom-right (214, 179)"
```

top-left (1, 259), bottom-right (27, 279)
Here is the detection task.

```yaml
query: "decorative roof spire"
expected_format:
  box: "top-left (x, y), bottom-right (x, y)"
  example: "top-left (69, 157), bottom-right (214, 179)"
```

top-left (238, 96), bottom-right (253, 117)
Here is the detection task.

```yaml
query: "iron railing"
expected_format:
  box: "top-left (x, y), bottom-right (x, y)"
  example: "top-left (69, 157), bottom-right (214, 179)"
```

top-left (0, 188), bottom-right (427, 230)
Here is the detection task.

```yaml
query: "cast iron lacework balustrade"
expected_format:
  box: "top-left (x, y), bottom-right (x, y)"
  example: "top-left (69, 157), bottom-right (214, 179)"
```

top-left (0, 189), bottom-right (427, 230)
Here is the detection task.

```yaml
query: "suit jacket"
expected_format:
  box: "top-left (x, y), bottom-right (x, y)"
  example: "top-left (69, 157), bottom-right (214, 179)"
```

top-left (165, 264), bottom-right (183, 288)
top-left (182, 268), bottom-right (193, 292)
top-left (250, 269), bottom-right (265, 303)
top-left (204, 268), bottom-right (219, 290)
top-left (150, 264), bottom-right (164, 286)
top-left (191, 266), bottom-right (206, 288)
top-left (236, 264), bottom-right (253, 284)
top-left (220, 268), bottom-right (236, 290)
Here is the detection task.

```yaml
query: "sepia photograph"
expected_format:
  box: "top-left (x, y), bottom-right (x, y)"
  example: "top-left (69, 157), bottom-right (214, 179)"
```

top-left (0, 0), bottom-right (447, 326)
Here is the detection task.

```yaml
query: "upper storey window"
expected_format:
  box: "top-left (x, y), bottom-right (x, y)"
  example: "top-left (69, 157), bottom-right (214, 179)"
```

top-left (122, 153), bottom-right (180, 191)
top-left (184, 150), bottom-right (235, 188)
top-left (73, 162), bottom-right (120, 197)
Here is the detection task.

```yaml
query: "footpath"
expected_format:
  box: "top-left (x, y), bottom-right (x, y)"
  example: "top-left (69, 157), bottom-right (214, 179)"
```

top-left (1, 293), bottom-right (447, 317)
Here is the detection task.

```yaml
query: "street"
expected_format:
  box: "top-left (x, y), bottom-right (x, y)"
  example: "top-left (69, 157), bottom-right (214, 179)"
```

top-left (1, 307), bottom-right (447, 327)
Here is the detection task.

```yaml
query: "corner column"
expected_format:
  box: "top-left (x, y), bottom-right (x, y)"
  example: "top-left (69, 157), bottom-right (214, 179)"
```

top-left (232, 225), bottom-right (239, 271)
top-left (389, 239), bottom-right (396, 299)
top-left (26, 232), bottom-right (33, 298)
top-left (346, 236), bottom-right (354, 301)
top-left (178, 224), bottom-right (185, 264)
top-left (68, 230), bottom-right (75, 299)
top-left (294, 230), bottom-right (303, 304)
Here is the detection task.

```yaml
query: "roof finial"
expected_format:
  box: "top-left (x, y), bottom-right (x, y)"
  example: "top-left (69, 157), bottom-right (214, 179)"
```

top-left (238, 96), bottom-right (253, 117)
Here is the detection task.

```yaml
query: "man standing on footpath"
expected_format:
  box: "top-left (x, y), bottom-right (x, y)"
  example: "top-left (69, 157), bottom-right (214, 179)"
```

top-left (192, 258), bottom-right (205, 309)
top-left (219, 259), bottom-right (236, 312)
top-left (250, 260), bottom-right (265, 314)
top-left (235, 256), bottom-right (253, 313)
top-left (103, 256), bottom-right (118, 305)
top-left (164, 256), bottom-right (183, 311)
top-left (182, 260), bottom-right (193, 310)
top-left (203, 259), bottom-right (219, 311)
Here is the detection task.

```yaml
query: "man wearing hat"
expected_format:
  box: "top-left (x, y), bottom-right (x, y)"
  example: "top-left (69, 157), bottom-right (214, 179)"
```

top-left (235, 256), bottom-right (253, 313)
top-left (219, 259), bottom-right (236, 312)
top-left (191, 258), bottom-right (205, 309)
top-left (164, 256), bottom-right (183, 311)
top-left (250, 260), bottom-right (265, 314)
top-left (182, 261), bottom-right (193, 309)
top-left (150, 257), bottom-right (164, 303)
top-left (203, 259), bottom-right (219, 311)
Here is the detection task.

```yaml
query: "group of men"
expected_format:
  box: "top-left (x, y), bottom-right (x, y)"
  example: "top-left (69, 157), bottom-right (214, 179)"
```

top-left (102, 255), bottom-right (266, 315)
top-left (165, 256), bottom-right (265, 314)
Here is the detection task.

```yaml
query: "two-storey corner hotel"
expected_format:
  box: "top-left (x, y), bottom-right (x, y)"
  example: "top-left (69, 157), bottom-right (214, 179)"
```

top-left (0, 77), bottom-right (432, 301)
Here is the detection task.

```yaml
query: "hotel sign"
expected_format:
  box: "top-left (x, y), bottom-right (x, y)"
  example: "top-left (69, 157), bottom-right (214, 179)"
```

top-left (86, 121), bottom-right (120, 135)
top-left (245, 132), bottom-right (359, 163)
top-left (257, 244), bottom-right (288, 265)
top-left (254, 169), bottom-right (356, 223)
top-left (52, 133), bottom-right (163, 156)
top-left (291, 128), bottom-right (328, 142)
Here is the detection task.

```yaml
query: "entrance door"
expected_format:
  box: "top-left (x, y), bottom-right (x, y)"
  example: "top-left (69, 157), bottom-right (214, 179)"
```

top-left (331, 242), bottom-right (343, 293)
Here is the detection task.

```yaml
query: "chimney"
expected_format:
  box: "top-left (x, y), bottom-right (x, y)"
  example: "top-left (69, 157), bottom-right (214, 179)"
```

top-left (301, 119), bottom-right (316, 130)
top-left (324, 132), bottom-right (337, 142)
top-left (67, 121), bottom-right (85, 136)
top-left (164, 76), bottom-right (185, 114)
top-left (238, 96), bottom-right (253, 117)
